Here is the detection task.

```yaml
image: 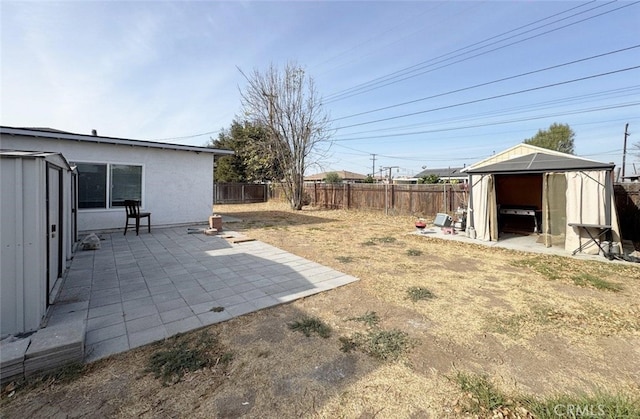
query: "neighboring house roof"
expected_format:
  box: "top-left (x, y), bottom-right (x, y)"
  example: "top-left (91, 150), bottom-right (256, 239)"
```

top-left (0, 126), bottom-right (234, 156)
top-left (305, 170), bottom-right (367, 181)
top-left (415, 167), bottom-right (465, 178)
top-left (464, 151), bottom-right (614, 174)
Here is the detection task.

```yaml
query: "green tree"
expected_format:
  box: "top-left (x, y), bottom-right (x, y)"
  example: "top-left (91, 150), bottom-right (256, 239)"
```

top-left (239, 62), bottom-right (332, 210)
top-left (418, 174), bottom-right (440, 184)
top-left (209, 120), bottom-right (283, 183)
top-left (324, 172), bottom-right (343, 184)
top-left (523, 123), bottom-right (575, 154)
top-left (363, 175), bottom-right (375, 183)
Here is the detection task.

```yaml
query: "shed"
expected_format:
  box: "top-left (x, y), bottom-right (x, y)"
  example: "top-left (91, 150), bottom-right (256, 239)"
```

top-left (1, 151), bottom-right (75, 336)
top-left (462, 144), bottom-right (621, 254)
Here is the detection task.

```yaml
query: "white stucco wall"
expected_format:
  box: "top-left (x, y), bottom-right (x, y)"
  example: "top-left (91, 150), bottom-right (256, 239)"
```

top-left (1, 135), bottom-right (215, 231)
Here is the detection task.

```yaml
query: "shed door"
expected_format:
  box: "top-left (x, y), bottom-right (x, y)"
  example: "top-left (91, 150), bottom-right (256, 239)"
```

top-left (47, 165), bottom-right (63, 304)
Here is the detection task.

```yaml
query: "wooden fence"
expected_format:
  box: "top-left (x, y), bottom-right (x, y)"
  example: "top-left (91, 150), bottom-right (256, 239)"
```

top-left (269, 182), bottom-right (640, 241)
top-left (271, 183), bottom-right (468, 215)
top-left (213, 183), bottom-right (268, 204)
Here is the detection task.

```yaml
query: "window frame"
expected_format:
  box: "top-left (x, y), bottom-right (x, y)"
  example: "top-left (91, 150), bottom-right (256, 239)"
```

top-left (73, 161), bottom-right (145, 210)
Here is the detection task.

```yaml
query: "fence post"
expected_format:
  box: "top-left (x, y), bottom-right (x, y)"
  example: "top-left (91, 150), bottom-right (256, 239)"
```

top-left (409, 186), bottom-right (413, 214)
top-left (391, 184), bottom-right (395, 212)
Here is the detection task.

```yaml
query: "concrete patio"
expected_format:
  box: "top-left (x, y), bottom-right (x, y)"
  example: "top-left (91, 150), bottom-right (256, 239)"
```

top-left (1, 225), bottom-right (359, 381)
top-left (414, 227), bottom-right (636, 261)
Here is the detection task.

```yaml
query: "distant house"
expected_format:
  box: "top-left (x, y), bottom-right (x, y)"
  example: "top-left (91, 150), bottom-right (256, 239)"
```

top-left (414, 167), bottom-right (467, 183)
top-left (305, 170), bottom-right (368, 183)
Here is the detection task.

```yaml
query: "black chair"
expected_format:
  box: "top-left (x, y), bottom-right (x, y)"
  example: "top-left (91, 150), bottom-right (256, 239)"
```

top-left (124, 200), bottom-right (151, 235)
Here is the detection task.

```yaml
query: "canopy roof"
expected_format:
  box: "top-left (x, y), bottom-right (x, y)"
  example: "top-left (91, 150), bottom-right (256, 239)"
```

top-left (464, 152), bottom-right (614, 174)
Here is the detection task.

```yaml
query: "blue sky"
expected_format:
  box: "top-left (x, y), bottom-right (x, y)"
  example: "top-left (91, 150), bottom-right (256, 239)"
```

top-left (2, 1), bottom-right (639, 177)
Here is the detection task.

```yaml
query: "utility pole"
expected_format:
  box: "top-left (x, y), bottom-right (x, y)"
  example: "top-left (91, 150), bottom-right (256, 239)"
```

top-left (622, 123), bottom-right (630, 179)
top-left (382, 166), bottom-right (399, 183)
top-left (370, 154), bottom-right (377, 178)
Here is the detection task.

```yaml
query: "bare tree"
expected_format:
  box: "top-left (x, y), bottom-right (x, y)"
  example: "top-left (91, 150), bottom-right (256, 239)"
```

top-left (239, 62), bottom-right (331, 210)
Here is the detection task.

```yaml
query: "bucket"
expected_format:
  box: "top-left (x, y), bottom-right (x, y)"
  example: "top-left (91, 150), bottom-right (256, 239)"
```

top-left (602, 241), bottom-right (621, 255)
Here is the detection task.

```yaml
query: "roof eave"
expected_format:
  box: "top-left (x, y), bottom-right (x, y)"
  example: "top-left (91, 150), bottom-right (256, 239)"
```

top-left (0, 126), bottom-right (234, 156)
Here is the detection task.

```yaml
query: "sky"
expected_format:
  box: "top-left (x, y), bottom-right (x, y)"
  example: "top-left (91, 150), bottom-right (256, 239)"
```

top-left (2, 1), bottom-right (639, 178)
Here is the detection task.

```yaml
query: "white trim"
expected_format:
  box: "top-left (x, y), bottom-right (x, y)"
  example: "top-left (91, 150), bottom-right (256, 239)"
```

top-left (0, 126), bottom-right (234, 156)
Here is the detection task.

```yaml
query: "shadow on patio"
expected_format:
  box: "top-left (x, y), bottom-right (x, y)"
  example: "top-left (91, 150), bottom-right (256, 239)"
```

top-left (48, 227), bottom-right (358, 363)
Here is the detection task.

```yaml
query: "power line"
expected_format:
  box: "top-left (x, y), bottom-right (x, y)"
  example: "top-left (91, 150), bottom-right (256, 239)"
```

top-left (333, 66), bottom-right (640, 131)
top-left (338, 85), bottom-right (640, 137)
top-left (331, 45), bottom-right (640, 122)
top-left (331, 116), bottom-right (640, 157)
top-left (150, 129), bottom-right (223, 142)
top-left (324, 0), bottom-right (600, 100)
top-left (333, 102), bottom-right (640, 142)
top-left (325, 1), bottom-right (638, 103)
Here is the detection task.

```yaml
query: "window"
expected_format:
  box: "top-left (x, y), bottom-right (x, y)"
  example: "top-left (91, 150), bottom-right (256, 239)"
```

top-left (75, 163), bottom-right (143, 209)
top-left (110, 165), bottom-right (142, 207)
top-left (77, 163), bottom-right (107, 208)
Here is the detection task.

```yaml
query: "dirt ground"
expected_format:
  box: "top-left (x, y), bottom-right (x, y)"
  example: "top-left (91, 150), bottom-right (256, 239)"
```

top-left (2, 202), bottom-right (639, 418)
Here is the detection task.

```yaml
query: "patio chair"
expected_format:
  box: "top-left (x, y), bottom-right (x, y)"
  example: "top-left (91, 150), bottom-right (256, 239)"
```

top-left (124, 200), bottom-right (151, 235)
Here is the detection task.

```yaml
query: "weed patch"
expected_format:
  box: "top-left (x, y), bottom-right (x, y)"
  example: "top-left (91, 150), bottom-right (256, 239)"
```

top-left (454, 371), bottom-right (507, 414)
top-left (335, 256), bottom-right (354, 263)
top-left (452, 371), bottom-right (640, 418)
top-left (288, 316), bottom-right (332, 338)
top-left (406, 286), bottom-right (435, 302)
top-left (406, 249), bottom-right (423, 256)
top-left (146, 331), bottom-right (231, 385)
top-left (340, 329), bottom-right (412, 361)
top-left (511, 257), bottom-right (563, 280)
top-left (362, 236), bottom-right (399, 246)
top-left (527, 392), bottom-right (640, 419)
top-left (348, 311), bottom-right (380, 327)
top-left (572, 273), bottom-right (622, 292)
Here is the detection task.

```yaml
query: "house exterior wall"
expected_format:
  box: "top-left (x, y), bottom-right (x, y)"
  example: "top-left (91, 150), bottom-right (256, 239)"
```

top-left (1, 135), bottom-right (215, 231)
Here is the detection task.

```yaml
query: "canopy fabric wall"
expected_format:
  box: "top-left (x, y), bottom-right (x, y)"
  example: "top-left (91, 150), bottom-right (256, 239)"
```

top-left (469, 174), bottom-right (497, 241)
top-left (464, 144), bottom-right (620, 254)
top-left (565, 170), bottom-right (620, 254)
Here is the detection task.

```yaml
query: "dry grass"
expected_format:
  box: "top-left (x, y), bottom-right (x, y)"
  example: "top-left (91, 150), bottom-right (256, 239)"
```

top-left (2, 201), bottom-right (639, 418)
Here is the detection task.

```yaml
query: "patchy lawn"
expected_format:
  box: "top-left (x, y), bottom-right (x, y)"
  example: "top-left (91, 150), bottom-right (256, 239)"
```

top-left (2, 202), bottom-right (639, 418)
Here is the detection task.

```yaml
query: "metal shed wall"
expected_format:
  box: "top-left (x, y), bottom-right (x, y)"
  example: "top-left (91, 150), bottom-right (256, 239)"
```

top-left (1, 153), bottom-right (74, 336)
